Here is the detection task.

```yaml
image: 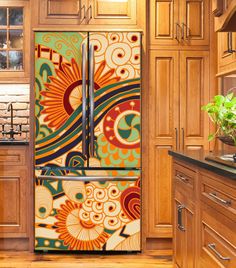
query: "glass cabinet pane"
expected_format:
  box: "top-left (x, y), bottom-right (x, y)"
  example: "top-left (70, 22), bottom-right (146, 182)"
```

top-left (9, 30), bottom-right (23, 49)
top-left (0, 51), bottom-right (7, 69)
top-left (9, 51), bottom-right (23, 70)
top-left (0, 30), bottom-right (7, 48)
top-left (0, 8), bottom-right (7, 26)
top-left (9, 8), bottom-right (23, 25)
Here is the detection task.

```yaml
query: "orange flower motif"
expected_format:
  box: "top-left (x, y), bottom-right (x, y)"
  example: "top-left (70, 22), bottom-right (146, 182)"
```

top-left (55, 200), bottom-right (109, 251)
top-left (40, 59), bottom-right (120, 130)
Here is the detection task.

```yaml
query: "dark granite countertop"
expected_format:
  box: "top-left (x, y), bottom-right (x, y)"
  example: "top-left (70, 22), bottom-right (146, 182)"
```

top-left (168, 150), bottom-right (236, 180)
top-left (0, 140), bottom-right (29, 145)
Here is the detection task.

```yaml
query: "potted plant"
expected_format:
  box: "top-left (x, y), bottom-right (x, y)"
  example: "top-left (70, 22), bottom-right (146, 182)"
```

top-left (201, 90), bottom-right (236, 147)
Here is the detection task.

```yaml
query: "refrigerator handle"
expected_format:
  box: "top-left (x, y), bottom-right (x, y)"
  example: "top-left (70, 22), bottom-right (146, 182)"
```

top-left (89, 44), bottom-right (95, 157)
top-left (37, 175), bottom-right (139, 182)
top-left (82, 43), bottom-right (87, 155)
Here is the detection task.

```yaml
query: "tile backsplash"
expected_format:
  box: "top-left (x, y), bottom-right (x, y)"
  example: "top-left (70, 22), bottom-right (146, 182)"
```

top-left (0, 84), bottom-right (30, 140)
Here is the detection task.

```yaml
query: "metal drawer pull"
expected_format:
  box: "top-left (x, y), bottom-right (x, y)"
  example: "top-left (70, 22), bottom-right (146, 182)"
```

top-left (176, 174), bottom-right (189, 183)
top-left (208, 243), bottom-right (231, 261)
top-left (209, 192), bottom-right (231, 206)
top-left (177, 204), bottom-right (185, 232)
top-left (38, 175), bottom-right (139, 182)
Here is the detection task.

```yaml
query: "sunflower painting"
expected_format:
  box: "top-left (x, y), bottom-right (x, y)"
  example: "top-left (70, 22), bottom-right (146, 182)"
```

top-left (40, 58), bottom-right (121, 130)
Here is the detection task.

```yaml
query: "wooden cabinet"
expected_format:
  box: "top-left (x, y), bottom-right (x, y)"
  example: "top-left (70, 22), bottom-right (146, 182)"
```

top-left (213, 0), bottom-right (236, 31)
top-left (0, 146), bottom-right (29, 250)
top-left (0, 0), bottom-right (30, 83)
top-left (179, 51), bottom-right (210, 152)
top-left (199, 170), bottom-right (236, 267)
top-left (173, 162), bottom-right (197, 268)
top-left (171, 155), bottom-right (236, 268)
top-left (217, 32), bottom-right (236, 75)
top-left (150, 0), bottom-right (210, 46)
top-left (148, 50), bottom-right (210, 238)
top-left (148, 50), bottom-right (179, 238)
top-left (37, 0), bottom-right (138, 26)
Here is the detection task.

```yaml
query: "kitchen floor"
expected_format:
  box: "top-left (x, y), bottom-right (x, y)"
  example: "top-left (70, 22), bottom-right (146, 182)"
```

top-left (0, 250), bottom-right (173, 268)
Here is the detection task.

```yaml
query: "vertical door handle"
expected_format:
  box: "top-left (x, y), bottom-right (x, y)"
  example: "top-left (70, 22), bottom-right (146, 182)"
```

top-left (82, 43), bottom-right (87, 155)
top-left (226, 32), bottom-right (236, 54)
top-left (175, 128), bottom-right (178, 150)
top-left (181, 128), bottom-right (184, 151)
top-left (177, 204), bottom-right (185, 231)
top-left (89, 44), bottom-right (95, 157)
top-left (80, 5), bottom-right (86, 20)
top-left (87, 5), bottom-right (92, 21)
top-left (181, 23), bottom-right (185, 40)
top-left (175, 23), bottom-right (181, 43)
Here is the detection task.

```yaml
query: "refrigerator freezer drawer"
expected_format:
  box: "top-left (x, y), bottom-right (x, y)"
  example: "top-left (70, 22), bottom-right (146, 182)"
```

top-left (35, 171), bottom-right (141, 252)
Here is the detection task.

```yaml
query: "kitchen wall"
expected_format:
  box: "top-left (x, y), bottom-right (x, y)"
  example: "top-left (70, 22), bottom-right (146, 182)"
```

top-left (0, 84), bottom-right (30, 140)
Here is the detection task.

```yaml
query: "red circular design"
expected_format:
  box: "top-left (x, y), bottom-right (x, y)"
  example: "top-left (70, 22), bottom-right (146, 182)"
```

top-left (103, 99), bottom-right (140, 149)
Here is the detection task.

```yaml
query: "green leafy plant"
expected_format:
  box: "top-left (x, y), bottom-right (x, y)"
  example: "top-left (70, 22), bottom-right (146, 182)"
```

top-left (201, 92), bottom-right (236, 145)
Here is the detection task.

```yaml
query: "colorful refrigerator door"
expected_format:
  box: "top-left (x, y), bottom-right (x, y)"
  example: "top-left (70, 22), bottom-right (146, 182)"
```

top-left (35, 32), bottom-right (88, 168)
top-left (87, 32), bottom-right (141, 170)
top-left (34, 31), bottom-right (141, 252)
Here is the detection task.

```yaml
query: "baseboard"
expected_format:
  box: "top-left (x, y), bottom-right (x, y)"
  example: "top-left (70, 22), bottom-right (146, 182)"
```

top-left (145, 238), bottom-right (173, 251)
top-left (0, 238), bottom-right (29, 250)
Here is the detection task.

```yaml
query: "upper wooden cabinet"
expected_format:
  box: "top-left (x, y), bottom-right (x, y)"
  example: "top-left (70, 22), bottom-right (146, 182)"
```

top-left (150, 0), bottom-right (210, 47)
top-left (217, 32), bottom-right (236, 75)
top-left (213, 0), bottom-right (236, 31)
top-left (0, 0), bottom-right (30, 83)
top-left (37, 0), bottom-right (138, 26)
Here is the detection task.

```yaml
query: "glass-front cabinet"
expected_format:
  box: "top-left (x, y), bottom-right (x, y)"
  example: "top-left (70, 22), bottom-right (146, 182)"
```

top-left (0, 1), bottom-right (29, 83)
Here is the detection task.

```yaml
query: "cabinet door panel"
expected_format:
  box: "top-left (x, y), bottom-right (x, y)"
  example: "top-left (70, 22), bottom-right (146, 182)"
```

top-left (48, 0), bottom-right (81, 15)
top-left (148, 50), bottom-right (179, 238)
top-left (218, 32), bottom-right (236, 74)
top-left (0, 169), bottom-right (27, 236)
top-left (180, 51), bottom-right (209, 151)
top-left (88, 0), bottom-right (137, 25)
top-left (150, 0), bottom-right (179, 45)
top-left (180, 0), bottom-right (209, 46)
top-left (39, 0), bottom-right (86, 24)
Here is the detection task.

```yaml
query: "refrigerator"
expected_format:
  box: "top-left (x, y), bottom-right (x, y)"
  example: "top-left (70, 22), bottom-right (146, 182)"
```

top-left (34, 32), bottom-right (141, 252)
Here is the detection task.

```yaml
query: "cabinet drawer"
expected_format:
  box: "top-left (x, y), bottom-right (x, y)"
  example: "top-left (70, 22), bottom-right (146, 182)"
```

top-left (201, 223), bottom-right (236, 268)
top-left (201, 202), bottom-right (236, 247)
top-left (0, 147), bottom-right (26, 166)
top-left (200, 172), bottom-right (236, 221)
top-left (174, 162), bottom-right (196, 199)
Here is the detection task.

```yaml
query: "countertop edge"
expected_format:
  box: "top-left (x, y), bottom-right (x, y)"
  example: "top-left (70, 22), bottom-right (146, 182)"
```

top-left (168, 150), bottom-right (236, 180)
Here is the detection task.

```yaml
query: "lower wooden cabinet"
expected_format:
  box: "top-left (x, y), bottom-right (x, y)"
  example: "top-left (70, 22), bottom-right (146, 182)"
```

top-left (173, 162), bottom-right (197, 268)
top-left (0, 145), bottom-right (29, 249)
top-left (172, 157), bottom-right (236, 268)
